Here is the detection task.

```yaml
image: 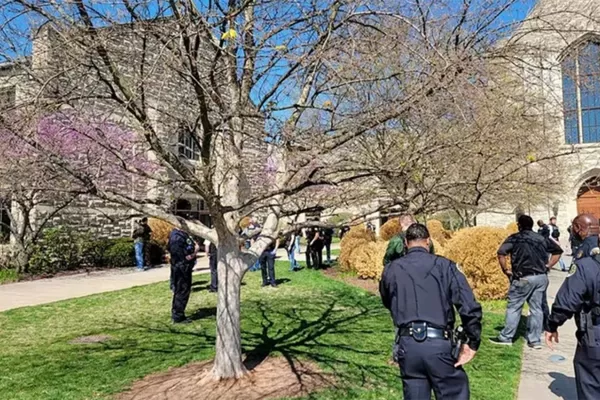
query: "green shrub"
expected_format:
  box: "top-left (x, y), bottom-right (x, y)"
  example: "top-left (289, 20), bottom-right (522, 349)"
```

top-left (28, 226), bottom-right (157, 274)
top-left (28, 227), bottom-right (82, 275)
top-left (0, 268), bottom-right (19, 284)
top-left (103, 238), bottom-right (135, 268)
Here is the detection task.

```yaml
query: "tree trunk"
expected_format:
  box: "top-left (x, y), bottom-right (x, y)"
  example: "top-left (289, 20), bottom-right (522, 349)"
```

top-left (12, 240), bottom-right (31, 274)
top-left (212, 238), bottom-right (250, 379)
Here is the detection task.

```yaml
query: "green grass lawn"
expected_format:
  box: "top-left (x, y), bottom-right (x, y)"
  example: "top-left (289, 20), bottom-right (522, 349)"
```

top-left (0, 260), bottom-right (522, 400)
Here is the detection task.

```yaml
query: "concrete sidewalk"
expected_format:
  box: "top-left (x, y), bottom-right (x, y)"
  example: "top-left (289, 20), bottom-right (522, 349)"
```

top-left (0, 258), bottom-right (211, 312)
top-left (0, 245), bottom-right (316, 312)
top-left (517, 266), bottom-right (578, 399)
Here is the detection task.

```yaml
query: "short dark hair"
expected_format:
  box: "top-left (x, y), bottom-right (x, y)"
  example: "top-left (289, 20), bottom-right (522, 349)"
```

top-left (405, 223), bottom-right (430, 242)
top-left (140, 217), bottom-right (148, 223)
top-left (518, 215), bottom-right (534, 230)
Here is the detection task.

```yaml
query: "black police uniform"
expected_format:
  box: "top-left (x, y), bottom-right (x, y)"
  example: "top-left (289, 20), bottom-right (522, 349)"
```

top-left (574, 235), bottom-right (600, 261)
top-left (547, 253), bottom-right (600, 400)
top-left (208, 242), bottom-right (218, 292)
top-left (168, 229), bottom-right (196, 322)
top-left (305, 228), bottom-right (323, 269)
top-left (323, 228), bottom-right (334, 263)
top-left (380, 247), bottom-right (482, 400)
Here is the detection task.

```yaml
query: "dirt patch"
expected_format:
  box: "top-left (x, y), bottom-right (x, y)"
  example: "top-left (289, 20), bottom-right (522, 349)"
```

top-left (321, 268), bottom-right (379, 295)
top-left (117, 357), bottom-right (333, 400)
top-left (70, 335), bottom-right (113, 344)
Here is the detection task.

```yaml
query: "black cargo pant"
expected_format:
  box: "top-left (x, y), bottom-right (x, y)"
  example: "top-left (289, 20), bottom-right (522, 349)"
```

top-left (260, 251), bottom-right (276, 286)
top-left (209, 255), bottom-right (218, 292)
top-left (574, 345), bottom-right (600, 399)
top-left (396, 336), bottom-right (470, 400)
top-left (171, 261), bottom-right (194, 322)
top-left (307, 242), bottom-right (323, 269)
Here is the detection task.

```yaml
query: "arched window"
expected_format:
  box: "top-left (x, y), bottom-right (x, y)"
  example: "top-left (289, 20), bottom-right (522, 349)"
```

top-left (562, 40), bottom-right (600, 144)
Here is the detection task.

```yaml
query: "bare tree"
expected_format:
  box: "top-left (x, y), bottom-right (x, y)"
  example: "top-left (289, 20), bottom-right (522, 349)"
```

top-left (0, 0), bottom-right (578, 379)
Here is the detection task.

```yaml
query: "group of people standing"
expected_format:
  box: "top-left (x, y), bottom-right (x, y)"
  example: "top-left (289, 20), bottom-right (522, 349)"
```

top-left (378, 212), bottom-right (600, 400)
top-left (491, 213), bottom-right (600, 400)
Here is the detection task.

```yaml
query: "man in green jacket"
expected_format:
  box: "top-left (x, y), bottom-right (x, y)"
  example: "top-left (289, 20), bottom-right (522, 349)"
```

top-left (383, 215), bottom-right (434, 265)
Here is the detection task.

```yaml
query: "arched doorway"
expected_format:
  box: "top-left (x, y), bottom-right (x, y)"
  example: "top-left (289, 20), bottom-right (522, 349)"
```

top-left (577, 177), bottom-right (600, 222)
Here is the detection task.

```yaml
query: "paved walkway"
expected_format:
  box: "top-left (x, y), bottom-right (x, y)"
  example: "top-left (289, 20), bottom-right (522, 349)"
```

top-left (517, 265), bottom-right (578, 399)
top-left (0, 245), bottom-right (320, 312)
top-left (0, 259), bottom-right (212, 312)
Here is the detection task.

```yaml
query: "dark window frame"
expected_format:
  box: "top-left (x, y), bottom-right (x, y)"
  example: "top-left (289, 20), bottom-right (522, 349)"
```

top-left (177, 130), bottom-right (200, 161)
top-left (562, 41), bottom-right (600, 144)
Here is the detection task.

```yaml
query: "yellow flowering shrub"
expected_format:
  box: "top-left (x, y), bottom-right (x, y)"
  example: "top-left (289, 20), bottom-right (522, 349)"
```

top-left (339, 225), bottom-right (375, 271)
top-left (427, 219), bottom-right (452, 245)
top-left (148, 218), bottom-right (175, 247)
top-left (506, 222), bottom-right (518, 234)
top-left (443, 227), bottom-right (510, 300)
top-left (352, 240), bottom-right (389, 280)
top-left (380, 219), bottom-right (402, 241)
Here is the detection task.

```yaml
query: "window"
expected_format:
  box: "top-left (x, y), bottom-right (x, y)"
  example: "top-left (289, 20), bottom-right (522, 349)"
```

top-left (0, 200), bottom-right (11, 244)
top-left (177, 130), bottom-right (200, 161)
top-left (172, 198), bottom-right (211, 228)
top-left (562, 41), bottom-right (600, 144)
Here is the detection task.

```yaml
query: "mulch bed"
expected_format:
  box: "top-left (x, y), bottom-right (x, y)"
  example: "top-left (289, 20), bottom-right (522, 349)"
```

top-left (321, 267), bottom-right (379, 295)
top-left (117, 357), bottom-right (333, 400)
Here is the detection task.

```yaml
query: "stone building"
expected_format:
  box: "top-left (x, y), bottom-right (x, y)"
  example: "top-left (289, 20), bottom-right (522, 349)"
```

top-left (0, 20), bottom-right (269, 251)
top-left (478, 0), bottom-right (600, 234)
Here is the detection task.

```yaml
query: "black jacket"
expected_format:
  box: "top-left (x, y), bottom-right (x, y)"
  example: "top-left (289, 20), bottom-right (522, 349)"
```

top-left (379, 247), bottom-right (483, 350)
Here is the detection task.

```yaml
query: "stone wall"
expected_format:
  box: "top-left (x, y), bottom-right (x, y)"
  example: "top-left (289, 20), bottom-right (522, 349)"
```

top-left (1, 19), bottom-right (271, 244)
top-left (479, 1), bottom-right (600, 229)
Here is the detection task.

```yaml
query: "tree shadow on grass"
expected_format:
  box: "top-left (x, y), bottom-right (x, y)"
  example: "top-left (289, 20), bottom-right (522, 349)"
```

top-left (76, 293), bottom-right (394, 397)
top-left (241, 296), bottom-right (394, 392)
top-left (189, 307), bottom-right (217, 321)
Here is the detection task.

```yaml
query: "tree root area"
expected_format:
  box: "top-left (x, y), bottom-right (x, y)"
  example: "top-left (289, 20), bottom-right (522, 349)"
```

top-left (117, 357), bottom-right (333, 400)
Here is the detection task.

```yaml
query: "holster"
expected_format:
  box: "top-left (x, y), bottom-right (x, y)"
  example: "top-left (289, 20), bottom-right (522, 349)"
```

top-left (451, 326), bottom-right (468, 361)
top-left (393, 327), bottom-right (401, 363)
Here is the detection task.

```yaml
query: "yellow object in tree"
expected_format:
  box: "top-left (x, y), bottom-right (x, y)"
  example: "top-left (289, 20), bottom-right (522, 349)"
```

top-left (222, 28), bottom-right (238, 40)
top-left (274, 45), bottom-right (287, 51)
top-left (526, 153), bottom-right (536, 162)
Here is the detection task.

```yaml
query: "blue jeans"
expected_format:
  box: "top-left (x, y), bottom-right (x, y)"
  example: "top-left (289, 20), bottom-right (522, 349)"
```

top-left (295, 236), bottom-right (301, 254)
top-left (134, 241), bottom-right (145, 269)
top-left (559, 258), bottom-right (567, 271)
top-left (288, 250), bottom-right (298, 271)
top-left (499, 274), bottom-right (549, 345)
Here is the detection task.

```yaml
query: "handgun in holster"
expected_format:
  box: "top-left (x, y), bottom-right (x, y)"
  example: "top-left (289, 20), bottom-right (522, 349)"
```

top-left (393, 327), bottom-right (401, 363)
top-left (451, 326), bottom-right (469, 361)
top-left (580, 307), bottom-right (600, 345)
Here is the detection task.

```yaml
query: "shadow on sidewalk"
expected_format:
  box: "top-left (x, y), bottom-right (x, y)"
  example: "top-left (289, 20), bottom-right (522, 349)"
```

top-left (548, 372), bottom-right (577, 400)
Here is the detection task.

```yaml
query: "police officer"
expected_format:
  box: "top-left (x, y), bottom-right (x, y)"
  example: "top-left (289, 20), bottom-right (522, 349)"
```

top-left (305, 227), bottom-right (323, 269)
top-left (546, 215), bottom-right (600, 399)
top-left (379, 223), bottom-right (482, 400)
top-left (570, 214), bottom-right (600, 261)
top-left (383, 215), bottom-right (434, 265)
top-left (167, 228), bottom-right (198, 324)
top-left (207, 241), bottom-right (218, 293)
top-left (322, 227), bottom-right (334, 264)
